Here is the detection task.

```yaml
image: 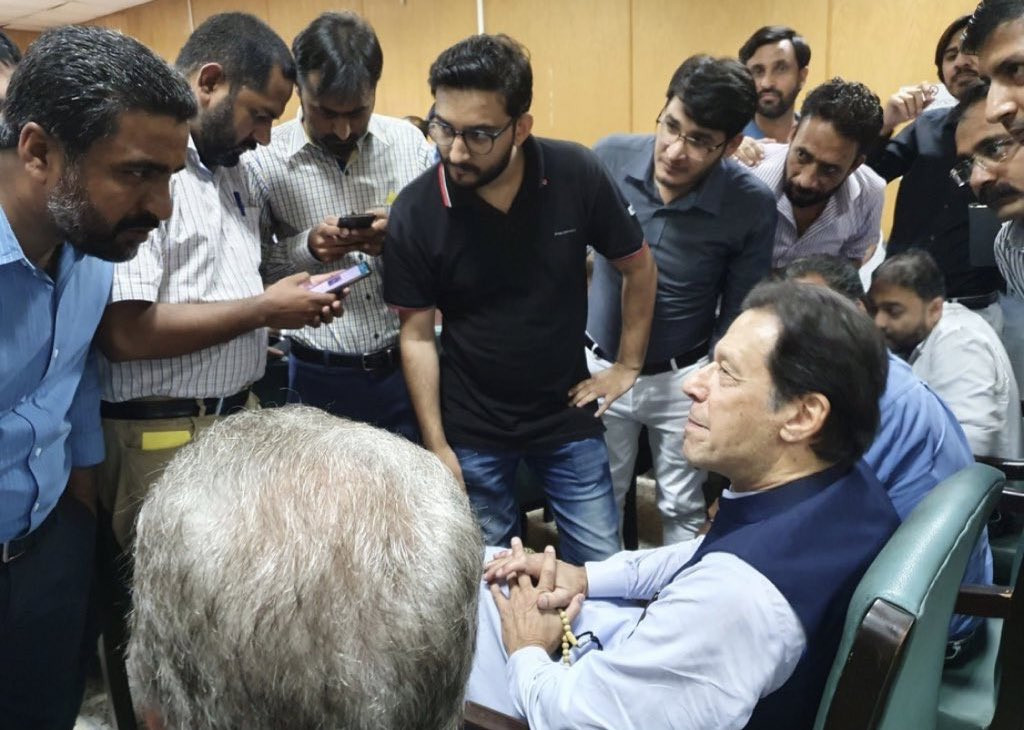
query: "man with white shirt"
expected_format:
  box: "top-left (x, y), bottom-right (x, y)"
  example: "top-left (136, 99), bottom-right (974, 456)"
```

top-left (468, 282), bottom-right (899, 730)
top-left (256, 12), bottom-right (433, 440)
top-left (750, 78), bottom-right (886, 269)
top-left (95, 13), bottom-right (341, 549)
top-left (870, 249), bottom-right (1023, 459)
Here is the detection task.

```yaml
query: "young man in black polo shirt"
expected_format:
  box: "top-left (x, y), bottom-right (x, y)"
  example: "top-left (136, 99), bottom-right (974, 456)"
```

top-left (382, 34), bottom-right (657, 564)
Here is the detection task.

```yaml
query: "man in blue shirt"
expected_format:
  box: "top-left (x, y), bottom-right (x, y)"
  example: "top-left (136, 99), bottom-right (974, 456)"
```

top-left (785, 254), bottom-right (989, 648)
top-left (738, 26), bottom-right (811, 142)
top-left (0, 27), bottom-right (195, 728)
top-left (587, 55), bottom-right (775, 542)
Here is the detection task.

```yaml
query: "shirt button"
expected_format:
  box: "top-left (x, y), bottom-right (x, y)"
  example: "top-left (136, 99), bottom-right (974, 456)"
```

top-left (52, 349), bottom-right (59, 359)
top-left (33, 447), bottom-right (42, 457)
top-left (365, 294), bottom-right (371, 300)
top-left (33, 502), bottom-right (40, 512)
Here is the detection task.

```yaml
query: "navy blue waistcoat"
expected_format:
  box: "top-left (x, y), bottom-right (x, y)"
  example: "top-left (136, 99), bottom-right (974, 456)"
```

top-left (680, 461), bottom-right (900, 729)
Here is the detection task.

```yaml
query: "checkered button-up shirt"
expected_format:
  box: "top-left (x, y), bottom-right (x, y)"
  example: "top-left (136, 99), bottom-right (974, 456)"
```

top-left (254, 114), bottom-right (434, 354)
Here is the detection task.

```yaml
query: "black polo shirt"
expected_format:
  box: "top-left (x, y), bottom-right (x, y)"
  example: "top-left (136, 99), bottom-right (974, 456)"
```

top-left (383, 135), bottom-right (645, 450)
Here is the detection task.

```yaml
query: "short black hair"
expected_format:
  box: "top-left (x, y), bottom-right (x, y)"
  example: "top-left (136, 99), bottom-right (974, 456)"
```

top-left (738, 26), bottom-right (812, 69)
top-left (950, 78), bottom-right (990, 127)
top-left (428, 34), bottom-right (532, 118)
top-left (293, 12), bottom-right (382, 101)
top-left (784, 255), bottom-right (865, 302)
top-left (935, 15), bottom-right (972, 82)
top-left (964, 0), bottom-right (1024, 54)
top-left (0, 26), bottom-right (196, 158)
top-left (743, 281), bottom-right (888, 466)
top-left (664, 55), bottom-right (756, 138)
top-left (175, 12), bottom-right (296, 91)
top-left (872, 250), bottom-right (947, 300)
top-left (0, 29), bottom-right (21, 68)
top-left (799, 78), bottom-right (883, 154)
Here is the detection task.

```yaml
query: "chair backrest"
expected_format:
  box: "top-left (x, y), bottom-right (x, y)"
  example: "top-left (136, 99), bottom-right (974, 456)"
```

top-left (814, 463), bottom-right (1005, 730)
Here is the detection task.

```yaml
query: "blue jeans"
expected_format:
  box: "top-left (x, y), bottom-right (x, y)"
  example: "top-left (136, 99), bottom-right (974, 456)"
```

top-left (288, 353), bottom-right (420, 442)
top-left (454, 437), bottom-right (620, 565)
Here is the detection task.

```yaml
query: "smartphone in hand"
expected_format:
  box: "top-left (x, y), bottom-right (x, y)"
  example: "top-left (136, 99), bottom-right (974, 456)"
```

top-left (306, 261), bottom-right (372, 294)
top-left (338, 213), bottom-right (376, 229)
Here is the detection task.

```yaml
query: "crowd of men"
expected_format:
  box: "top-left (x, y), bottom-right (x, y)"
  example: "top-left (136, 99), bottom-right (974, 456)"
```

top-left (3, 1), bottom-right (1024, 728)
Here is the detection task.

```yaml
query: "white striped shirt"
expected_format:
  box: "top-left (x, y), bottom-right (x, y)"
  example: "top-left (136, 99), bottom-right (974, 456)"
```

top-left (751, 143), bottom-right (885, 268)
top-left (996, 219), bottom-right (1024, 297)
top-left (99, 135), bottom-right (267, 401)
top-left (254, 114), bottom-right (434, 354)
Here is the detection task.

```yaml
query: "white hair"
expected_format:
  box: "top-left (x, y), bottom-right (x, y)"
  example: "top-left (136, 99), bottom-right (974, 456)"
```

top-left (127, 406), bottom-right (483, 730)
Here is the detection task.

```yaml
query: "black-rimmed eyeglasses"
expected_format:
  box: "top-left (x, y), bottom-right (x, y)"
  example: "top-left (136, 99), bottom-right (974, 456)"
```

top-left (427, 117), bottom-right (516, 156)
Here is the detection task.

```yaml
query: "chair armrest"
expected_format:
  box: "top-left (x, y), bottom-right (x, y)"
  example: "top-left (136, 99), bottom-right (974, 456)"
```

top-left (464, 701), bottom-right (530, 730)
top-left (953, 583), bottom-right (1014, 618)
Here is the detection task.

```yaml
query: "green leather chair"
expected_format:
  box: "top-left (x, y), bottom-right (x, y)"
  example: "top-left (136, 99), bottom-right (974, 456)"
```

top-left (465, 464), bottom-right (1005, 730)
top-left (936, 458), bottom-right (1024, 730)
top-left (812, 462), bottom-right (1004, 730)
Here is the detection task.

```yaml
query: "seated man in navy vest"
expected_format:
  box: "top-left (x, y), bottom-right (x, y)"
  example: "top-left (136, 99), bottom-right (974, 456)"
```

top-left (467, 281), bottom-right (900, 729)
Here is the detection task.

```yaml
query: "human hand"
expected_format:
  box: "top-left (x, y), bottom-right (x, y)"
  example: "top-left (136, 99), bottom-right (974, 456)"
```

top-left (259, 271), bottom-right (343, 329)
top-left (569, 361), bottom-right (640, 417)
top-left (336, 208), bottom-right (387, 257)
top-left (484, 536), bottom-right (589, 610)
top-left (733, 136), bottom-right (771, 167)
top-left (882, 82), bottom-right (937, 135)
top-left (431, 442), bottom-right (466, 491)
top-left (490, 543), bottom-right (586, 656)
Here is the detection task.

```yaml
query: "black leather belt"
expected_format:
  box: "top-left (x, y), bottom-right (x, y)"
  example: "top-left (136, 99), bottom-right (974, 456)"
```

top-left (289, 339), bottom-right (400, 372)
top-left (585, 336), bottom-right (707, 376)
top-left (100, 388), bottom-right (251, 420)
top-left (950, 291), bottom-right (998, 310)
top-left (2, 496), bottom-right (59, 564)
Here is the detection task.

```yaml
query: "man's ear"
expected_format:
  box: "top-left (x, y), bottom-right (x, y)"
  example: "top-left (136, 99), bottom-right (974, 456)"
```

top-left (926, 295), bottom-right (944, 328)
top-left (18, 122), bottom-right (60, 184)
top-left (797, 65), bottom-right (809, 90)
top-left (513, 113), bottom-right (533, 147)
top-left (779, 392), bottom-right (830, 445)
top-left (848, 153), bottom-right (866, 175)
top-left (723, 131), bottom-right (746, 158)
top-left (195, 63), bottom-right (227, 107)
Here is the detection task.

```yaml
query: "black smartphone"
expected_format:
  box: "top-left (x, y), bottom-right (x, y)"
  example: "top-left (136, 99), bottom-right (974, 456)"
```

top-left (338, 213), bottom-right (376, 229)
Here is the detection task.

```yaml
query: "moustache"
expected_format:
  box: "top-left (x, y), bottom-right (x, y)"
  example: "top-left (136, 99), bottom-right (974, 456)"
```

top-left (759, 90), bottom-right (781, 99)
top-left (952, 69), bottom-right (979, 83)
top-left (978, 182), bottom-right (1024, 208)
top-left (446, 161), bottom-right (481, 176)
top-left (114, 214), bottom-right (161, 235)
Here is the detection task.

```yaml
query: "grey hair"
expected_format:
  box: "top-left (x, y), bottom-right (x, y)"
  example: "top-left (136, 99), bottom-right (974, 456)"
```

top-left (127, 406), bottom-right (483, 730)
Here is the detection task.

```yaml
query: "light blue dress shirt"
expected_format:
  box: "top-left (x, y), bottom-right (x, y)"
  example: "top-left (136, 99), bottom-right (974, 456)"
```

top-left (0, 204), bottom-right (111, 541)
top-left (863, 352), bottom-right (990, 639)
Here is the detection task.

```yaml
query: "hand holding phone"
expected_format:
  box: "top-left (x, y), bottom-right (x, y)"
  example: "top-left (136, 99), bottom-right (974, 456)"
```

top-left (338, 213), bottom-right (377, 229)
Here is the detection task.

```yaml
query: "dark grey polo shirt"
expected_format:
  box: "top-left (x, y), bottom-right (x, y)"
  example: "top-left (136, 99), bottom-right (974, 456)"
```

top-left (587, 134), bottom-right (777, 364)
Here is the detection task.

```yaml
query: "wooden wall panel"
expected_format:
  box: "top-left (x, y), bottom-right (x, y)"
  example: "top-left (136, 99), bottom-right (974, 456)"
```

top-left (363, 0), bottom-right (478, 120)
top-left (4, 29), bottom-right (39, 53)
top-left (484, 0), bottom-right (632, 146)
top-left (630, 0), bottom-right (829, 136)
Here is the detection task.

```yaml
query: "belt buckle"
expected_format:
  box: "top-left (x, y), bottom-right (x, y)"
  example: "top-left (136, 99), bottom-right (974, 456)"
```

top-left (1, 541), bottom-right (24, 564)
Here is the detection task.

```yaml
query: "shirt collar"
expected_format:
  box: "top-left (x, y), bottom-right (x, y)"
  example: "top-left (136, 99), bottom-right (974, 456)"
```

top-left (0, 203), bottom-right (23, 266)
top-left (622, 134), bottom-right (727, 215)
top-left (438, 134), bottom-right (546, 209)
top-left (186, 133), bottom-right (215, 179)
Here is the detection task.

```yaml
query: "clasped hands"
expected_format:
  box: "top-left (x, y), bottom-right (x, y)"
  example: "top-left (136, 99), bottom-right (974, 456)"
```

top-left (484, 537), bottom-right (588, 657)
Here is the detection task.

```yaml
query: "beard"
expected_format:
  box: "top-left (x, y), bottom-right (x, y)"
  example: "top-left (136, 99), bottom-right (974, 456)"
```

top-left (442, 142), bottom-right (514, 190)
top-left (316, 132), bottom-right (360, 161)
top-left (782, 175), bottom-right (838, 208)
top-left (47, 165), bottom-right (159, 263)
top-left (883, 323), bottom-right (930, 360)
top-left (194, 95), bottom-right (255, 168)
top-left (757, 85), bottom-right (800, 120)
